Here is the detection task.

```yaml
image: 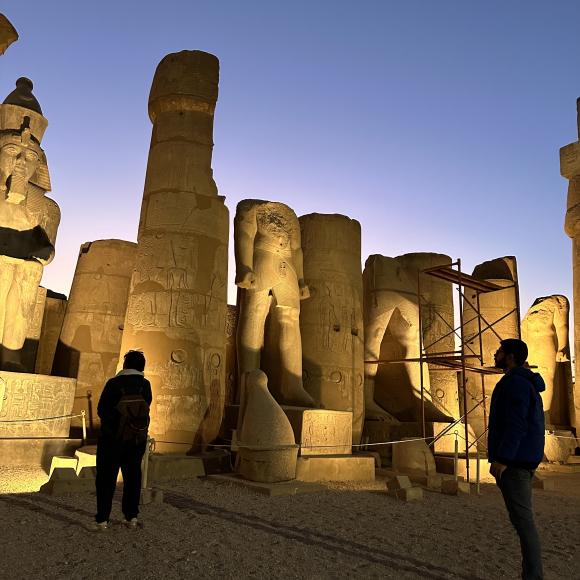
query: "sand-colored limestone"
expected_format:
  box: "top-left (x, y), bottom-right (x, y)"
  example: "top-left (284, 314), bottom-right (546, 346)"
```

top-left (20, 286), bottom-right (47, 372)
top-left (52, 240), bottom-right (136, 431)
top-left (34, 291), bottom-right (66, 375)
top-left (463, 257), bottom-right (519, 439)
top-left (234, 199), bottom-right (313, 407)
top-left (299, 213), bottom-right (364, 443)
top-left (0, 79), bottom-right (60, 372)
top-left (522, 295), bottom-right (576, 428)
top-left (237, 370), bottom-right (299, 483)
top-left (392, 437), bottom-right (436, 477)
top-left (0, 14), bottom-right (18, 55)
top-left (363, 253), bottom-right (453, 422)
top-left (0, 370), bottom-right (76, 437)
top-left (225, 304), bottom-right (238, 406)
top-left (119, 51), bottom-right (229, 452)
top-left (562, 98), bottom-right (580, 435)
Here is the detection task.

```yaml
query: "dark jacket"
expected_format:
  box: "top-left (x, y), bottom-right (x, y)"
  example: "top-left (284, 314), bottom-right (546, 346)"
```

top-left (487, 366), bottom-right (545, 469)
top-left (97, 371), bottom-right (153, 441)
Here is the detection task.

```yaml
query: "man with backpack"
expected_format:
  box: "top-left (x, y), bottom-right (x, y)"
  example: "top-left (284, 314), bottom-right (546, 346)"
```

top-left (488, 338), bottom-right (545, 580)
top-left (94, 350), bottom-right (152, 531)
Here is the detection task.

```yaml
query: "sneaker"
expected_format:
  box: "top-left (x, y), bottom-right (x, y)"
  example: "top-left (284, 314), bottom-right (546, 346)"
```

top-left (90, 520), bottom-right (110, 532)
top-left (122, 518), bottom-right (140, 529)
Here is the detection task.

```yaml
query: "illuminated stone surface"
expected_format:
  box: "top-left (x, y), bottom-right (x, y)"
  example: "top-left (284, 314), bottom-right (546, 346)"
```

top-left (0, 79), bottom-right (60, 372)
top-left (392, 437), bottom-right (436, 476)
top-left (0, 13), bottom-right (18, 55)
top-left (118, 51), bottom-right (229, 452)
top-left (463, 256), bottom-right (519, 440)
top-left (562, 98), bottom-right (580, 435)
top-left (299, 213), bottom-right (364, 443)
top-left (363, 253), bottom-right (454, 422)
top-left (0, 370), bottom-right (75, 437)
top-left (235, 199), bottom-right (313, 407)
top-left (237, 370), bottom-right (298, 483)
top-left (52, 239), bottom-right (136, 431)
top-left (522, 295), bottom-right (576, 428)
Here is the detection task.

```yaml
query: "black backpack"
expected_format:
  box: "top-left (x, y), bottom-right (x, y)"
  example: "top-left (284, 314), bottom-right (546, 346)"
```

top-left (114, 382), bottom-right (150, 443)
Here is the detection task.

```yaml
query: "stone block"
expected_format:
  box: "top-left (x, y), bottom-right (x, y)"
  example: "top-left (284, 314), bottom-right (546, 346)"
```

top-left (544, 431), bottom-right (577, 463)
top-left (560, 141), bottom-right (580, 179)
top-left (441, 479), bottom-right (471, 495)
top-left (395, 486), bottom-right (423, 502)
top-left (77, 466), bottom-right (97, 479)
top-left (387, 475), bottom-right (412, 492)
top-left (532, 474), bottom-right (557, 491)
top-left (283, 407), bottom-right (352, 455)
top-left (49, 456), bottom-right (78, 476)
top-left (0, 372), bottom-right (76, 438)
top-left (148, 454), bottom-right (206, 483)
top-left (567, 455), bottom-right (580, 464)
top-left (392, 438), bottom-right (436, 476)
top-left (410, 473), bottom-right (443, 490)
top-left (295, 455), bottom-right (375, 482)
top-left (39, 466), bottom-right (94, 495)
top-left (207, 473), bottom-right (326, 497)
top-left (238, 447), bottom-right (298, 483)
top-left (140, 487), bottom-right (164, 505)
top-left (75, 445), bottom-right (97, 473)
top-left (0, 438), bottom-right (82, 468)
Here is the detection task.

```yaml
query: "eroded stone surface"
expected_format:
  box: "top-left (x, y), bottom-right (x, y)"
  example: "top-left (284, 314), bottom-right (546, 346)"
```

top-left (35, 291), bottom-right (66, 375)
top-left (52, 239), bottom-right (136, 432)
top-left (0, 14), bottom-right (18, 55)
top-left (118, 51), bottom-right (229, 452)
top-left (235, 199), bottom-right (313, 407)
top-left (522, 295), bottom-right (575, 428)
top-left (299, 213), bottom-right (364, 443)
top-left (0, 79), bottom-right (60, 372)
top-left (0, 371), bottom-right (76, 437)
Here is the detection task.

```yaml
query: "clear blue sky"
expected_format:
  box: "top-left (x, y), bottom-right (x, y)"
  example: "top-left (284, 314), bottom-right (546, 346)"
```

top-left (2, 1), bottom-right (579, 315)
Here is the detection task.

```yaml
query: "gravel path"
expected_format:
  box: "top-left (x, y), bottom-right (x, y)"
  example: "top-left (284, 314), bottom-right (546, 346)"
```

top-left (0, 468), bottom-right (578, 579)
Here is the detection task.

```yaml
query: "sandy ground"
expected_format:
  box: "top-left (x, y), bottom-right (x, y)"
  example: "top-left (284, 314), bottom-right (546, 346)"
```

top-left (0, 468), bottom-right (579, 580)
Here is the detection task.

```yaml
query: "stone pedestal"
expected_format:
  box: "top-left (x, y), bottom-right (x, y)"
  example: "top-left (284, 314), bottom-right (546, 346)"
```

top-left (119, 51), bottom-right (229, 453)
top-left (299, 213), bottom-right (365, 443)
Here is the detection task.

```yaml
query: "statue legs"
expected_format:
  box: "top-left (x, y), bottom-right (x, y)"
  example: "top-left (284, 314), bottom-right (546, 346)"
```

top-left (0, 258), bottom-right (42, 371)
top-left (274, 305), bottom-right (314, 407)
top-left (237, 289), bottom-right (271, 380)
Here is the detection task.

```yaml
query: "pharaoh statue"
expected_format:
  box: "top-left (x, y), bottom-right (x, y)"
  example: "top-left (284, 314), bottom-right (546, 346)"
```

top-left (522, 295), bottom-right (575, 428)
top-left (0, 78), bottom-right (60, 371)
top-left (234, 199), bottom-right (314, 407)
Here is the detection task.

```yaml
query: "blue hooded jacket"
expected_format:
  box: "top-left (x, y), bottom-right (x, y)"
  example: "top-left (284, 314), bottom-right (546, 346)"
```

top-left (487, 366), bottom-right (545, 469)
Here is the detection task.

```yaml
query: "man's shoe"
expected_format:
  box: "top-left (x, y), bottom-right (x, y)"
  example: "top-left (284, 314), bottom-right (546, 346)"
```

top-left (90, 520), bottom-right (110, 532)
top-left (123, 518), bottom-right (140, 529)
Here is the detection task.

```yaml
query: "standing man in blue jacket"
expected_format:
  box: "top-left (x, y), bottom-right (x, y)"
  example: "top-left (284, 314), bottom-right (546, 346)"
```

top-left (488, 338), bottom-right (545, 580)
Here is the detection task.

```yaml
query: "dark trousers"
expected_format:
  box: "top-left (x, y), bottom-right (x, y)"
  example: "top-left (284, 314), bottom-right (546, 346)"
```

top-left (95, 438), bottom-right (146, 523)
top-left (498, 467), bottom-right (543, 580)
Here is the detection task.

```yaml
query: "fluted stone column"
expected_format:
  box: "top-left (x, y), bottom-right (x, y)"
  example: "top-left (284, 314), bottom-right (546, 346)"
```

top-left (562, 97), bottom-right (580, 434)
top-left (299, 213), bottom-right (364, 443)
top-left (52, 240), bottom-right (136, 430)
top-left (119, 51), bottom-right (229, 453)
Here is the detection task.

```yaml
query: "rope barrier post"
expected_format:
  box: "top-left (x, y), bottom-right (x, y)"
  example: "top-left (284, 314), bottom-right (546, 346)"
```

top-left (454, 430), bottom-right (459, 481)
top-left (476, 448), bottom-right (481, 495)
top-left (81, 410), bottom-right (87, 444)
top-left (142, 436), bottom-right (152, 491)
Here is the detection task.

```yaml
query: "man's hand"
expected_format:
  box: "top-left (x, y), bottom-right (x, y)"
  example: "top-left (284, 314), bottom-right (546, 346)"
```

top-left (490, 461), bottom-right (507, 482)
top-left (235, 267), bottom-right (256, 289)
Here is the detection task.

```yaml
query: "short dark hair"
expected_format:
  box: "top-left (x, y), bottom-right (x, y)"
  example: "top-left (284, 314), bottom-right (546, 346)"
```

top-left (500, 339), bottom-right (528, 366)
top-left (123, 350), bottom-right (146, 372)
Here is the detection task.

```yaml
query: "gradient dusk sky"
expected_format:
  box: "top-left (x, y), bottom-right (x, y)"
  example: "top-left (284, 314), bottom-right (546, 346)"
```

top-left (2, 1), bottom-right (580, 316)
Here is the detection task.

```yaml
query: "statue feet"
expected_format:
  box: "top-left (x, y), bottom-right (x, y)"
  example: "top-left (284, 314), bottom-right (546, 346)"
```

top-left (2, 360), bottom-right (26, 373)
top-left (365, 399), bottom-right (396, 422)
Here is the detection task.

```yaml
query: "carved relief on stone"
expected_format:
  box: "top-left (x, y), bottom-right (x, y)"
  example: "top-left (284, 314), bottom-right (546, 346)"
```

top-left (52, 240), bottom-right (136, 431)
top-left (0, 78), bottom-right (60, 372)
top-left (522, 295), bottom-right (575, 428)
top-left (299, 213), bottom-right (364, 443)
top-left (234, 199), bottom-right (313, 408)
top-left (118, 51), bottom-right (229, 453)
top-left (0, 371), bottom-right (76, 437)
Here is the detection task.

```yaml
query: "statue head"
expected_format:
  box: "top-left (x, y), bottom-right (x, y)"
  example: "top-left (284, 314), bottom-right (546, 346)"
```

top-left (0, 78), bottom-right (50, 204)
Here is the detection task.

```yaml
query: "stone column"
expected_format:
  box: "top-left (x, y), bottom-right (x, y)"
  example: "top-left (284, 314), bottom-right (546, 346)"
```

top-left (52, 240), bottom-right (136, 431)
top-left (119, 51), bottom-right (229, 453)
top-left (562, 97), bottom-right (580, 434)
top-left (463, 257), bottom-right (520, 440)
top-left (299, 213), bottom-right (364, 444)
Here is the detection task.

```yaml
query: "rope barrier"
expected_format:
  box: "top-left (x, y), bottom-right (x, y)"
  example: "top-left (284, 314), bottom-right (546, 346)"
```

top-left (0, 413), bottom-right (84, 423)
